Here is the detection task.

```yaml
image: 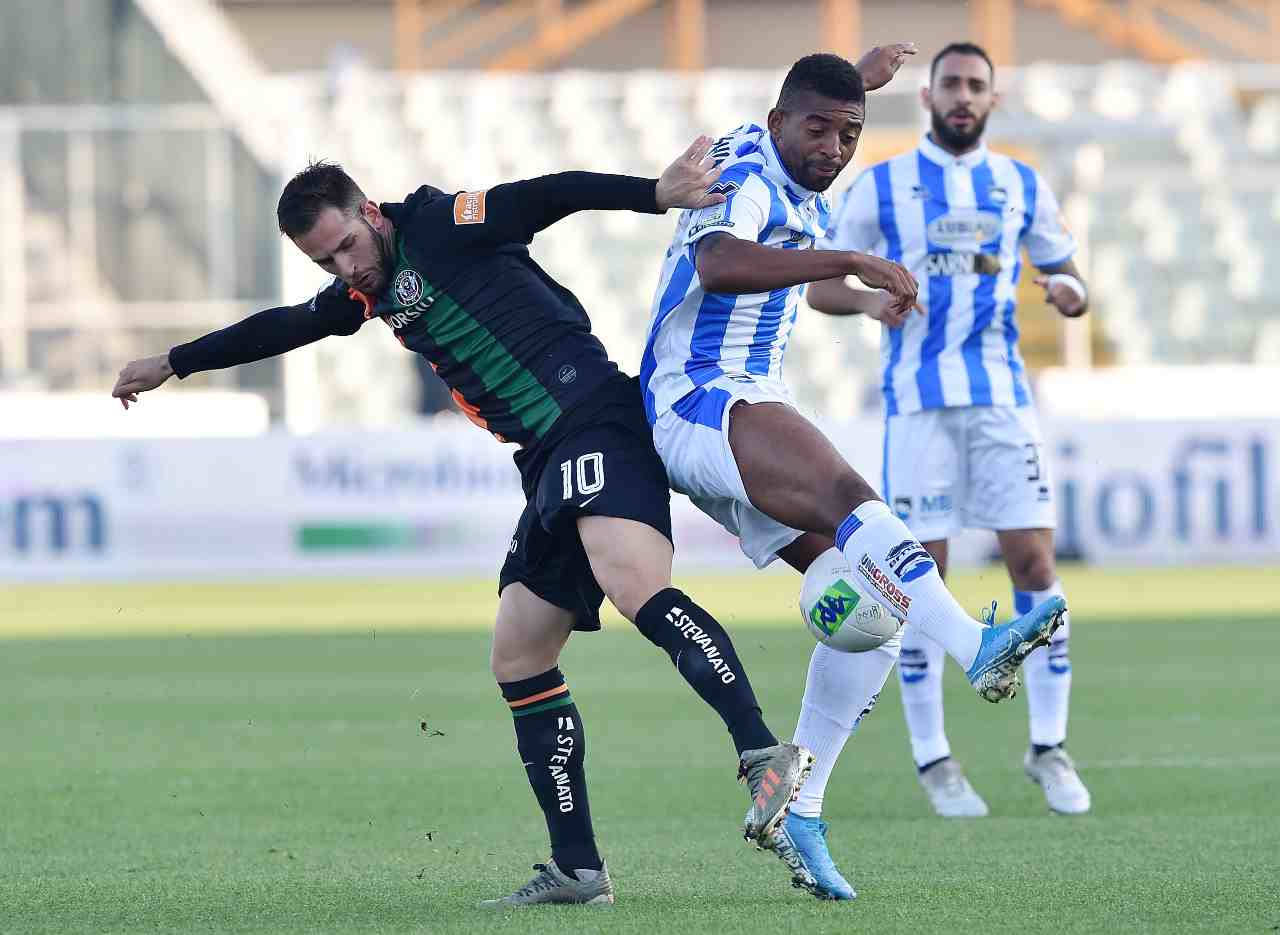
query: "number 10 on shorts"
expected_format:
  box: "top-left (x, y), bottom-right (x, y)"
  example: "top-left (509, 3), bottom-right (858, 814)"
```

top-left (560, 452), bottom-right (605, 500)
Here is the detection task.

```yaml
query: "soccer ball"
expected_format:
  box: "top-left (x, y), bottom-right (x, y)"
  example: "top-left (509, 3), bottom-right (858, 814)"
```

top-left (800, 548), bottom-right (903, 653)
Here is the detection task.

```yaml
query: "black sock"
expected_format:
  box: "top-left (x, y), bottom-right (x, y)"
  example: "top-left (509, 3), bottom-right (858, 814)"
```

top-left (499, 667), bottom-right (602, 875)
top-left (1032, 742), bottom-right (1063, 757)
top-left (633, 588), bottom-right (777, 755)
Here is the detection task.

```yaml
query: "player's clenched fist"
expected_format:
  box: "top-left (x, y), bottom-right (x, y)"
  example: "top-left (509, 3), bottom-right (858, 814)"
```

top-left (112, 353), bottom-right (174, 409)
top-left (655, 135), bottom-right (727, 211)
top-left (848, 253), bottom-right (919, 314)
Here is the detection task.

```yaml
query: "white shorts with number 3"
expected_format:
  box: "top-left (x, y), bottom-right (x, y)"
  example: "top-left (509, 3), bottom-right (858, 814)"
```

top-left (883, 405), bottom-right (1056, 542)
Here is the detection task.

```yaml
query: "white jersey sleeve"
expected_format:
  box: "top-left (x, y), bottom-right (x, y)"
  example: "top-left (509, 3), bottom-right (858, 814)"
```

top-left (681, 170), bottom-right (773, 247)
top-left (1022, 171), bottom-right (1076, 267)
top-left (820, 170), bottom-right (880, 253)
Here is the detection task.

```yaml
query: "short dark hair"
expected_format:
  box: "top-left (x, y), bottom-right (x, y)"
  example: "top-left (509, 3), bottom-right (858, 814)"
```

top-left (777, 53), bottom-right (864, 110)
top-left (929, 42), bottom-right (995, 84)
top-left (276, 160), bottom-right (368, 238)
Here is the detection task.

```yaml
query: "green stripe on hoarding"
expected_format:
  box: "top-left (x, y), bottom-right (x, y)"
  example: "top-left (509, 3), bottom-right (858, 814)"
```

top-left (298, 524), bottom-right (418, 551)
top-left (510, 695), bottom-right (574, 718)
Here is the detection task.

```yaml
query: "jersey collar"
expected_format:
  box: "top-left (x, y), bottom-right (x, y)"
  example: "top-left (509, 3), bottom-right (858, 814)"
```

top-left (918, 134), bottom-right (989, 170)
top-left (764, 133), bottom-right (820, 204)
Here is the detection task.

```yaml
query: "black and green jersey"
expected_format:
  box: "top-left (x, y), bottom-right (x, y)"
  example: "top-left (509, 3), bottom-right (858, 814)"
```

top-left (169, 172), bottom-right (663, 449)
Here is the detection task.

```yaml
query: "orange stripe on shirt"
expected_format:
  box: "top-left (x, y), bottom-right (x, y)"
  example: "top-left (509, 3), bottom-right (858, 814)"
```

top-left (508, 683), bottom-right (569, 709)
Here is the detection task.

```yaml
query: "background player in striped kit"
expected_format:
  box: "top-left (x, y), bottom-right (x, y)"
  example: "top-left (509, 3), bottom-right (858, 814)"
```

top-left (807, 43), bottom-right (1091, 826)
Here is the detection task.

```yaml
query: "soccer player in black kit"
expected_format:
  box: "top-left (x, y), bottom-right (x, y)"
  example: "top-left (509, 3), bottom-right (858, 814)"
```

top-left (112, 138), bottom-right (813, 907)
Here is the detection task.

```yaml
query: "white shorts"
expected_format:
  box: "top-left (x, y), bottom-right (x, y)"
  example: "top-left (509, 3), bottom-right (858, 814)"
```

top-left (651, 374), bottom-right (805, 568)
top-left (883, 405), bottom-right (1056, 542)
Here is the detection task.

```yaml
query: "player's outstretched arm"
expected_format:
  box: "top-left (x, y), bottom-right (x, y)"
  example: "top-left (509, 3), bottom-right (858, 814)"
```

top-left (1033, 257), bottom-right (1089, 318)
top-left (111, 293), bottom-right (365, 409)
top-left (856, 43), bottom-right (917, 92)
top-left (457, 137), bottom-right (727, 245)
top-left (807, 277), bottom-right (923, 326)
top-left (696, 233), bottom-right (918, 311)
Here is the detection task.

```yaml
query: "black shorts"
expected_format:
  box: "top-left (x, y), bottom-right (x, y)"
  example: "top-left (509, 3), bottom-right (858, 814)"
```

top-left (498, 374), bottom-right (672, 632)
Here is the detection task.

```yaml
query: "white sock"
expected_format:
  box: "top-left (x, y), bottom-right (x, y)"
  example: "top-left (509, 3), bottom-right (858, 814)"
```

top-left (897, 621), bottom-right (951, 768)
top-left (836, 501), bottom-right (982, 670)
top-left (1018, 582), bottom-right (1072, 747)
top-left (791, 636), bottom-right (900, 818)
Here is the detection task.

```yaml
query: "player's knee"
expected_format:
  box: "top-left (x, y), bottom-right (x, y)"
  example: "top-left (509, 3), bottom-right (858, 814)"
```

top-left (831, 471), bottom-right (880, 522)
top-left (490, 629), bottom-right (559, 683)
top-left (598, 572), bottom-right (659, 622)
top-left (1009, 550), bottom-right (1055, 591)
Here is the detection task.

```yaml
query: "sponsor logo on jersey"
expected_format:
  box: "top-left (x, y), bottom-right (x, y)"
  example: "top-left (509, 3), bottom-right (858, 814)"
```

top-left (926, 208), bottom-right (1002, 247)
top-left (688, 209), bottom-right (734, 238)
top-left (910, 184), bottom-right (931, 200)
top-left (665, 605), bottom-right (736, 683)
top-left (383, 306), bottom-right (423, 330)
top-left (988, 186), bottom-right (1009, 205)
top-left (922, 252), bottom-right (1003, 277)
top-left (394, 268), bottom-right (424, 306)
top-left (858, 554), bottom-right (912, 617)
top-left (453, 190), bottom-right (487, 225)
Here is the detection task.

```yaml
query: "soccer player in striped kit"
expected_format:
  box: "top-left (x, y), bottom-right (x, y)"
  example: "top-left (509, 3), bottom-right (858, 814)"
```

top-left (645, 49), bottom-right (1069, 900)
top-left (806, 43), bottom-right (1091, 839)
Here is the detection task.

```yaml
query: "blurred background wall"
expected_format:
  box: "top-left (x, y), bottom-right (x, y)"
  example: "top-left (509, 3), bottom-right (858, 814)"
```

top-left (2, 0), bottom-right (1278, 578)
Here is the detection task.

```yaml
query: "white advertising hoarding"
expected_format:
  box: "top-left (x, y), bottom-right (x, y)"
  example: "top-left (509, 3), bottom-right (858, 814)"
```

top-left (2, 418), bottom-right (1277, 581)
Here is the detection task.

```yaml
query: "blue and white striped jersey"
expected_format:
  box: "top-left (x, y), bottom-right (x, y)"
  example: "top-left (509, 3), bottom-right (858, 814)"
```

top-left (823, 136), bottom-right (1075, 416)
top-left (641, 123), bottom-right (830, 424)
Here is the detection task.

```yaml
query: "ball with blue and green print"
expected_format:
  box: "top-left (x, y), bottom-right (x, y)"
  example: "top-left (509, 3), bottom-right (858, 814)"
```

top-left (799, 547), bottom-right (903, 653)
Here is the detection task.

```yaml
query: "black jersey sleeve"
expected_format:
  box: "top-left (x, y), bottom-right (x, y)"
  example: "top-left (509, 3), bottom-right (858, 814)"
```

top-left (168, 279), bottom-right (366, 379)
top-left (444, 172), bottom-right (662, 246)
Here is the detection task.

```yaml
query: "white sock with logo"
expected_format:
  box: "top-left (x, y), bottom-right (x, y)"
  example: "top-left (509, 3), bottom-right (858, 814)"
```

top-left (1018, 582), bottom-right (1072, 747)
top-left (791, 637), bottom-right (900, 818)
top-left (835, 501), bottom-right (983, 670)
top-left (897, 621), bottom-right (951, 768)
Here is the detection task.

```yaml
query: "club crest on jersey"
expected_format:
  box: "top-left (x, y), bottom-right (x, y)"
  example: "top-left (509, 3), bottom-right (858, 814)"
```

top-left (394, 269), bottom-right (424, 306)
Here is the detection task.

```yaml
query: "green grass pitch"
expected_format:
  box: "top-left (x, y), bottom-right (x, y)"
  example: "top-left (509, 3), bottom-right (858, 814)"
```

top-left (3, 565), bottom-right (1278, 934)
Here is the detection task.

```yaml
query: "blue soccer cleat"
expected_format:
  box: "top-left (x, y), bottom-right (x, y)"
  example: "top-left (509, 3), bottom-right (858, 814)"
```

top-left (760, 813), bottom-right (856, 901)
top-left (965, 596), bottom-right (1068, 703)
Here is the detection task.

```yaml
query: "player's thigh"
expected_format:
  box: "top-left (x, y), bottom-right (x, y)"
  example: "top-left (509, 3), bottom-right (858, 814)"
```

top-left (727, 400), bottom-right (877, 534)
top-left (491, 581), bottom-right (576, 683)
top-left (543, 417), bottom-right (675, 621)
top-left (576, 515), bottom-right (673, 621)
top-left (884, 409), bottom-right (962, 542)
top-left (964, 406), bottom-right (1057, 535)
